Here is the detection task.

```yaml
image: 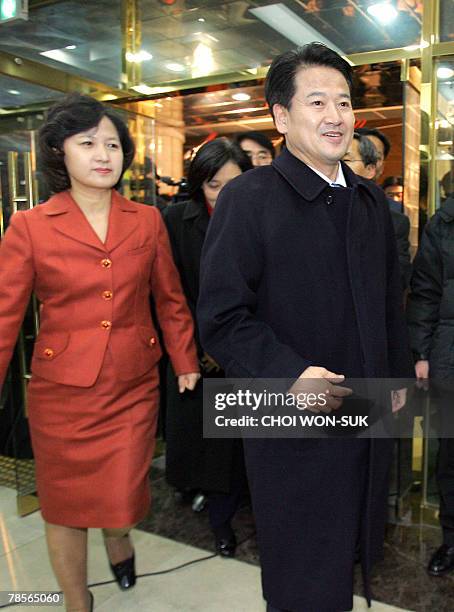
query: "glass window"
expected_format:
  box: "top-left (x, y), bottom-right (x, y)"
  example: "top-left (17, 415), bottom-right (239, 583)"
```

top-left (440, 0), bottom-right (454, 42)
top-left (435, 57), bottom-right (454, 210)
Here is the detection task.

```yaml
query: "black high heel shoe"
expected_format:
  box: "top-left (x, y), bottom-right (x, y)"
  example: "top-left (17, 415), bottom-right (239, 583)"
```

top-left (109, 553), bottom-right (136, 590)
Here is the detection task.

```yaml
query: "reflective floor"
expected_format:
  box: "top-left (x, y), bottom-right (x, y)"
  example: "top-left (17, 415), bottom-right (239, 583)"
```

top-left (0, 486), bottom-right (413, 612)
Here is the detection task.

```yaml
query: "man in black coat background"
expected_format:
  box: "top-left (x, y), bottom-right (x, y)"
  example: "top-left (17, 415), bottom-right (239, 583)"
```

top-left (197, 43), bottom-right (413, 611)
top-left (343, 131), bottom-right (412, 291)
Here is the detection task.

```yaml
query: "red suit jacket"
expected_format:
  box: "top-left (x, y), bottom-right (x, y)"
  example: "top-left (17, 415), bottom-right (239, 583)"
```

top-left (0, 190), bottom-right (198, 388)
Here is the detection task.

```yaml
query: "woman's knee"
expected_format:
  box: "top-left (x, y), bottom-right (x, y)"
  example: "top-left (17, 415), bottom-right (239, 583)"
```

top-left (102, 525), bottom-right (135, 538)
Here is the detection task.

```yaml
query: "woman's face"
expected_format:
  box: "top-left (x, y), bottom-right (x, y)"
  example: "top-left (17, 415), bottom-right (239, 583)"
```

top-left (62, 116), bottom-right (124, 191)
top-left (202, 160), bottom-right (242, 209)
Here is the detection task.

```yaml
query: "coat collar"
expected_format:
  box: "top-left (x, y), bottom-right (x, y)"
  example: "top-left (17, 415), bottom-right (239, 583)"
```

top-left (272, 146), bottom-right (374, 201)
top-left (42, 190), bottom-right (138, 252)
top-left (182, 197), bottom-right (210, 235)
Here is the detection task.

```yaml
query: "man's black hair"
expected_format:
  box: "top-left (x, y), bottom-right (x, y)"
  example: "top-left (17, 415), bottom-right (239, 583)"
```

top-left (355, 127), bottom-right (391, 159)
top-left (39, 92), bottom-right (135, 193)
top-left (264, 42), bottom-right (354, 121)
top-left (381, 175), bottom-right (403, 190)
top-left (235, 131), bottom-right (275, 158)
top-left (187, 138), bottom-right (253, 200)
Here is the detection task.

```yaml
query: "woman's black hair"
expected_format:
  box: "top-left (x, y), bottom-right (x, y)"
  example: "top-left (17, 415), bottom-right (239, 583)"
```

top-left (235, 131), bottom-right (275, 158)
top-left (265, 42), bottom-right (354, 121)
top-left (187, 138), bottom-right (253, 200)
top-left (39, 92), bottom-right (135, 193)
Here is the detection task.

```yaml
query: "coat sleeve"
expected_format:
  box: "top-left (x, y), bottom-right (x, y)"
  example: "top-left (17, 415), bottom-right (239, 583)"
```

top-left (149, 208), bottom-right (199, 376)
top-left (406, 218), bottom-right (443, 359)
top-left (0, 211), bottom-right (35, 389)
top-left (382, 203), bottom-right (414, 377)
top-left (197, 180), bottom-right (311, 379)
top-left (391, 211), bottom-right (412, 290)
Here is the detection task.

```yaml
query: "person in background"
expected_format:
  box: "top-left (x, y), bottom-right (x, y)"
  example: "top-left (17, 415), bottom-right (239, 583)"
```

top-left (382, 176), bottom-right (404, 213)
top-left (0, 93), bottom-right (199, 612)
top-left (344, 134), bottom-right (411, 290)
top-left (441, 169), bottom-right (454, 204)
top-left (197, 43), bottom-right (413, 612)
top-left (163, 138), bottom-right (253, 557)
top-left (235, 130), bottom-right (275, 166)
top-left (407, 186), bottom-right (454, 577)
top-left (355, 126), bottom-right (390, 181)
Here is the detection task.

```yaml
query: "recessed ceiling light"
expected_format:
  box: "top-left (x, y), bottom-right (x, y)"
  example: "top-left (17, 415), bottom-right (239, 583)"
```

top-left (65, 45), bottom-right (77, 50)
top-left (232, 92), bottom-right (251, 101)
top-left (165, 62), bottom-right (185, 72)
top-left (126, 50), bottom-right (153, 63)
top-left (7, 89), bottom-right (20, 95)
top-left (132, 84), bottom-right (156, 95)
top-left (439, 119), bottom-right (451, 129)
top-left (367, 2), bottom-right (398, 25)
top-left (437, 66), bottom-right (454, 79)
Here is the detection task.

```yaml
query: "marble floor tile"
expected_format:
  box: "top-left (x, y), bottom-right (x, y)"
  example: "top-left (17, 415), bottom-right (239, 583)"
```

top-left (0, 486), bottom-right (411, 612)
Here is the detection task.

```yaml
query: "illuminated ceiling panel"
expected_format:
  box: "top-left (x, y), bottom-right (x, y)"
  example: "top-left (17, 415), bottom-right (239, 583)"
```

top-left (0, 0), bottom-right (423, 90)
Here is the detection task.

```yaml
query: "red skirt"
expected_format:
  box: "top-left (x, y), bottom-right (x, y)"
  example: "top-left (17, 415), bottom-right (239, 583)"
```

top-left (27, 349), bottom-right (159, 528)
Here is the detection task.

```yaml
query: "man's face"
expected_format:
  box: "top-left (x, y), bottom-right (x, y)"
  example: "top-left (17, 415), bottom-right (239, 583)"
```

top-left (384, 184), bottom-right (403, 203)
top-left (273, 65), bottom-right (355, 179)
top-left (343, 137), bottom-right (377, 180)
top-left (366, 135), bottom-right (385, 180)
top-left (239, 138), bottom-right (273, 167)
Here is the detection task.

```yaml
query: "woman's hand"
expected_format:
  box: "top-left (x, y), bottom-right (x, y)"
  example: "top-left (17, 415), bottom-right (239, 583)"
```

top-left (178, 372), bottom-right (201, 393)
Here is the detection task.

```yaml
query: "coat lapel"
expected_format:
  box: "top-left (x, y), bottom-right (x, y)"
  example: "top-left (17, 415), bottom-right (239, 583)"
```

top-left (104, 191), bottom-right (139, 253)
top-left (43, 191), bottom-right (106, 252)
top-left (43, 190), bottom-right (138, 253)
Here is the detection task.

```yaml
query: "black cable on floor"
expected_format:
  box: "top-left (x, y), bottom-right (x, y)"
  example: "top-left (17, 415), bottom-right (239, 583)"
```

top-left (0, 531), bottom-right (256, 609)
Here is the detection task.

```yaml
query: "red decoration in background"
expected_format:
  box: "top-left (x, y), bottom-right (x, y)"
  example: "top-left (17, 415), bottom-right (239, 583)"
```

top-left (354, 119), bottom-right (367, 128)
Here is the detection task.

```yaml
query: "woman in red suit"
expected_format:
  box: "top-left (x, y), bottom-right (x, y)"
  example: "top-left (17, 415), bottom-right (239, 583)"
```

top-left (0, 93), bottom-right (199, 611)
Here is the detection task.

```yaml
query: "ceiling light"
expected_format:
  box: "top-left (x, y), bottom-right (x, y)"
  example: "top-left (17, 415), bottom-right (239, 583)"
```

top-left (367, 3), bottom-right (398, 25)
top-left (439, 119), bottom-right (451, 129)
top-left (7, 89), bottom-right (20, 95)
top-left (165, 62), bottom-right (185, 72)
top-left (232, 92), bottom-right (251, 101)
top-left (250, 4), bottom-right (344, 55)
top-left (131, 84), bottom-right (156, 95)
top-left (192, 43), bottom-right (214, 77)
top-left (65, 45), bottom-right (77, 50)
top-left (198, 17), bottom-right (205, 22)
top-left (437, 66), bottom-right (454, 79)
top-left (126, 50), bottom-right (153, 63)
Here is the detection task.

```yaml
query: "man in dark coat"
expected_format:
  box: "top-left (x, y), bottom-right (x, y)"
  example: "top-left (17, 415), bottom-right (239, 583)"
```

top-left (407, 194), bottom-right (454, 576)
top-left (197, 43), bottom-right (413, 612)
top-left (343, 132), bottom-right (412, 290)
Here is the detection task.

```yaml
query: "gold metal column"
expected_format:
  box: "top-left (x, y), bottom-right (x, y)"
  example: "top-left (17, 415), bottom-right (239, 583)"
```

top-left (6, 150), bottom-right (41, 516)
top-left (420, 0), bottom-right (440, 217)
top-left (121, 0), bottom-right (142, 89)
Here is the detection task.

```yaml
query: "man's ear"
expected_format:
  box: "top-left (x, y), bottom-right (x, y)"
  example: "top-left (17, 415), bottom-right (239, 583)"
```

top-left (273, 104), bottom-right (288, 135)
top-left (365, 164), bottom-right (377, 181)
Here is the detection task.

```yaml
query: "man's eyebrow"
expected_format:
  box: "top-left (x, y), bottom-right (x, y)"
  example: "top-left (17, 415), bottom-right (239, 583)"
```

top-left (306, 91), bottom-right (351, 99)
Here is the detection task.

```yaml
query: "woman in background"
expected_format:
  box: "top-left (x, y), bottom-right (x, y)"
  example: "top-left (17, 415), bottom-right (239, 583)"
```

top-left (163, 138), bottom-right (252, 557)
top-left (0, 93), bottom-right (199, 611)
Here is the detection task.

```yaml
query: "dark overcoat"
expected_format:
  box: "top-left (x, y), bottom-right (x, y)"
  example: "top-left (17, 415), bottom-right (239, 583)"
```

top-left (197, 148), bottom-right (413, 611)
top-left (163, 199), bottom-right (238, 493)
top-left (407, 196), bottom-right (454, 379)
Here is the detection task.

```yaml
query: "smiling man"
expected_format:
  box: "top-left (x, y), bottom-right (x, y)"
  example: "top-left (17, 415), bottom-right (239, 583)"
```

top-left (197, 43), bottom-right (412, 612)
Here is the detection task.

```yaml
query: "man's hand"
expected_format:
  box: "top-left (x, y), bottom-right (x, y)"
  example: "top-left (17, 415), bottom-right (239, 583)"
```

top-left (288, 366), bottom-right (352, 413)
top-left (415, 360), bottom-right (429, 390)
top-left (391, 388), bottom-right (408, 413)
top-left (178, 372), bottom-right (201, 393)
top-left (200, 352), bottom-right (221, 373)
